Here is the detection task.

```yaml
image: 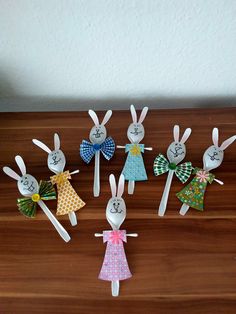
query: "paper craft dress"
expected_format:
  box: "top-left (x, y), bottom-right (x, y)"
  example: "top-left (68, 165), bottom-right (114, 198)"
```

top-left (50, 170), bottom-right (85, 216)
top-left (99, 230), bottom-right (132, 281)
top-left (122, 144), bottom-right (147, 181)
top-left (176, 167), bottom-right (215, 211)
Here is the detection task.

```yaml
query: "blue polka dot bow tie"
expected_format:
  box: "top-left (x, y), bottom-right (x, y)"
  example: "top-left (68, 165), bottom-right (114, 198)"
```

top-left (80, 137), bottom-right (115, 164)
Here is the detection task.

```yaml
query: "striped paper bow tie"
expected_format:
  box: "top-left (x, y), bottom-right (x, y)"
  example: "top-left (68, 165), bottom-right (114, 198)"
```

top-left (80, 136), bottom-right (115, 164)
top-left (153, 154), bottom-right (192, 183)
top-left (17, 181), bottom-right (56, 218)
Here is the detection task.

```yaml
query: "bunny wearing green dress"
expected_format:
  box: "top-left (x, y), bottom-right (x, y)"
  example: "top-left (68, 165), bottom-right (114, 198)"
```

top-left (178, 128), bottom-right (236, 215)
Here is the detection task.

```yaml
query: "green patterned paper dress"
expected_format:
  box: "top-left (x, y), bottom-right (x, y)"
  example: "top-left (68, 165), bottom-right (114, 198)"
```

top-left (176, 167), bottom-right (215, 211)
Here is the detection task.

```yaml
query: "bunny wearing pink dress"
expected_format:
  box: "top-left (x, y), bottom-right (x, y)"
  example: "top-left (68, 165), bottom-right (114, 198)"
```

top-left (95, 173), bottom-right (138, 297)
top-left (99, 229), bottom-right (132, 281)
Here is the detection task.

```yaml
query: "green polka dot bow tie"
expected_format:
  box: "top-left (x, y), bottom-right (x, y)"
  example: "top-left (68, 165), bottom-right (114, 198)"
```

top-left (17, 181), bottom-right (56, 218)
top-left (153, 154), bottom-right (192, 184)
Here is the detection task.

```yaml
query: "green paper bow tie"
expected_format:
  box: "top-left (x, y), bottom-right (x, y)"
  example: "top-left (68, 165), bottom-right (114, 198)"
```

top-left (153, 154), bottom-right (192, 184)
top-left (17, 180), bottom-right (56, 218)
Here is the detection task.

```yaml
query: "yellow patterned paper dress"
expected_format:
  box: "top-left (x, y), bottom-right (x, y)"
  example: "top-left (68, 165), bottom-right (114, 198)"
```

top-left (50, 170), bottom-right (85, 216)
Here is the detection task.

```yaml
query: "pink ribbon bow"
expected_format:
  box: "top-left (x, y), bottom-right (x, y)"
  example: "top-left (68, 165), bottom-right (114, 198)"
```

top-left (196, 170), bottom-right (210, 183)
top-left (109, 230), bottom-right (124, 245)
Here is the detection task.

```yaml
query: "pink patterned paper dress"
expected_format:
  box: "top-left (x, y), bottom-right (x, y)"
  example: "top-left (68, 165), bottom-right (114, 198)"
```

top-left (99, 230), bottom-right (132, 281)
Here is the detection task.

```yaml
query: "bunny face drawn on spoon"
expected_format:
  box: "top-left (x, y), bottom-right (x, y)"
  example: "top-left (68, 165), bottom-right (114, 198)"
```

top-left (88, 110), bottom-right (112, 145)
top-left (106, 174), bottom-right (126, 230)
top-left (47, 150), bottom-right (66, 174)
top-left (203, 128), bottom-right (236, 172)
top-left (127, 105), bottom-right (148, 144)
top-left (33, 133), bottom-right (66, 174)
top-left (167, 125), bottom-right (192, 164)
top-left (3, 155), bottom-right (39, 196)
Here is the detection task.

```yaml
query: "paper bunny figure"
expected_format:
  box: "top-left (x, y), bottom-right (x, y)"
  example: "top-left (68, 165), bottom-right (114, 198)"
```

top-left (153, 125), bottom-right (192, 216)
top-left (95, 174), bottom-right (138, 297)
top-left (178, 128), bottom-right (236, 216)
top-left (3, 155), bottom-right (71, 242)
top-left (80, 110), bottom-right (115, 197)
top-left (33, 133), bottom-right (85, 226)
top-left (117, 105), bottom-right (152, 195)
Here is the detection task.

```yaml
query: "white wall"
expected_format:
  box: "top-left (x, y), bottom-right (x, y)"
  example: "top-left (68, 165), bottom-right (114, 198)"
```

top-left (0, 0), bottom-right (236, 110)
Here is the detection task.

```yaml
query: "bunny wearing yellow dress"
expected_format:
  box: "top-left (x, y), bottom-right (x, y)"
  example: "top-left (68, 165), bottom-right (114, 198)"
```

top-left (33, 133), bottom-right (85, 226)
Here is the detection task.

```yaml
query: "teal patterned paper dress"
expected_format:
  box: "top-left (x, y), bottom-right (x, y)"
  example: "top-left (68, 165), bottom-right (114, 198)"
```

top-left (122, 144), bottom-right (147, 181)
top-left (176, 167), bottom-right (215, 211)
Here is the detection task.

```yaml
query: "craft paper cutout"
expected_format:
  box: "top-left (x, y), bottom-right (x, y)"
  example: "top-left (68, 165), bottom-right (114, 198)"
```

top-left (17, 180), bottom-right (56, 218)
top-left (178, 128), bottom-right (236, 215)
top-left (80, 110), bottom-right (115, 197)
top-left (117, 105), bottom-right (152, 194)
top-left (33, 133), bottom-right (85, 226)
top-left (3, 155), bottom-right (71, 242)
top-left (95, 174), bottom-right (138, 297)
top-left (153, 125), bottom-right (192, 216)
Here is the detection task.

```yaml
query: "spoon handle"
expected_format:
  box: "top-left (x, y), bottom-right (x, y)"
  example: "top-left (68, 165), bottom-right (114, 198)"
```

top-left (158, 170), bottom-right (174, 216)
top-left (94, 151), bottom-right (100, 197)
top-left (111, 280), bottom-right (119, 297)
top-left (68, 211), bottom-right (77, 226)
top-left (214, 178), bottom-right (224, 185)
top-left (179, 203), bottom-right (190, 215)
top-left (128, 180), bottom-right (135, 194)
top-left (144, 147), bottom-right (153, 150)
top-left (70, 170), bottom-right (79, 175)
top-left (117, 145), bottom-right (125, 149)
top-left (38, 200), bottom-right (71, 242)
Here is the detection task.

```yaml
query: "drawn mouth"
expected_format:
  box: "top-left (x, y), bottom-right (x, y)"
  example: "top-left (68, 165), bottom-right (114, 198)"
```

top-left (110, 204), bottom-right (123, 214)
top-left (24, 182), bottom-right (35, 192)
top-left (131, 129), bottom-right (142, 136)
top-left (208, 153), bottom-right (220, 161)
top-left (50, 158), bottom-right (61, 165)
top-left (93, 131), bottom-right (104, 138)
top-left (170, 148), bottom-right (184, 158)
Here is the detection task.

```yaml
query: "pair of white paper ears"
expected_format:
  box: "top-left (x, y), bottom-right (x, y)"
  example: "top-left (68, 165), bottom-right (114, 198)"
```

top-left (32, 133), bottom-right (60, 153)
top-left (3, 155), bottom-right (27, 181)
top-left (212, 128), bottom-right (236, 150)
top-left (173, 125), bottom-right (192, 144)
top-left (109, 174), bottom-right (125, 198)
top-left (130, 105), bottom-right (148, 124)
top-left (89, 110), bottom-right (112, 127)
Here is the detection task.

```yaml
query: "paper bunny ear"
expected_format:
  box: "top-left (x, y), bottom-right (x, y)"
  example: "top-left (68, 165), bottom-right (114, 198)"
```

top-left (109, 174), bottom-right (117, 197)
top-left (220, 135), bottom-right (236, 150)
top-left (138, 106), bottom-right (148, 124)
top-left (15, 155), bottom-right (26, 176)
top-left (88, 110), bottom-right (99, 126)
top-left (180, 128), bottom-right (192, 144)
top-left (3, 166), bottom-right (21, 180)
top-left (32, 139), bottom-right (52, 154)
top-left (117, 174), bottom-right (125, 198)
top-left (173, 125), bottom-right (180, 142)
top-left (130, 105), bottom-right (137, 123)
top-left (212, 128), bottom-right (219, 147)
top-left (101, 110), bottom-right (112, 126)
top-left (54, 133), bottom-right (60, 150)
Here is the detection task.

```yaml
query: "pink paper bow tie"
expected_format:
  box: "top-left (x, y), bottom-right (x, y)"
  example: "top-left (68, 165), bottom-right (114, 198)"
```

top-left (109, 230), bottom-right (124, 245)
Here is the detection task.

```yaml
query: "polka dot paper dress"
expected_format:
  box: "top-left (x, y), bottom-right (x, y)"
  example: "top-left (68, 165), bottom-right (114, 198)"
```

top-left (122, 144), bottom-right (147, 181)
top-left (50, 170), bottom-right (85, 216)
top-left (99, 230), bottom-right (132, 281)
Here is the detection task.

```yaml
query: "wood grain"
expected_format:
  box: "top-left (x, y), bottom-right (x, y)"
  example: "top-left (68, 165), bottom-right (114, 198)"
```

top-left (0, 108), bottom-right (236, 314)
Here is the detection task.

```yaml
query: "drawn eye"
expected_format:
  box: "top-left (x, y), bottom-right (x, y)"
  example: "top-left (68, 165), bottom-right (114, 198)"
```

top-left (175, 143), bottom-right (178, 146)
top-left (21, 180), bottom-right (23, 183)
top-left (118, 203), bottom-right (120, 205)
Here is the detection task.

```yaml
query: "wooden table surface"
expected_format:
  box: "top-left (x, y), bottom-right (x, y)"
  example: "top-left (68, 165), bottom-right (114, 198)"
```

top-left (0, 108), bottom-right (236, 314)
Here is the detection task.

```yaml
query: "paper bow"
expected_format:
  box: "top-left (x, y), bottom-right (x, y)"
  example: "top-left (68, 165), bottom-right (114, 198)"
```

top-left (80, 136), bottom-right (115, 164)
top-left (153, 154), bottom-right (192, 183)
top-left (17, 180), bottom-right (56, 218)
top-left (108, 230), bottom-right (126, 245)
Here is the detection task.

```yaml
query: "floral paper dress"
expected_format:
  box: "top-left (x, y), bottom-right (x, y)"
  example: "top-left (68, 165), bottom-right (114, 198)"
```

top-left (176, 167), bottom-right (215, 211)
top-left (99, 230), bottom-right (132, 281)
top-left (50, 170), bottom-right (85, 216)
top-left (122, 144), bottom-right (147, 181)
